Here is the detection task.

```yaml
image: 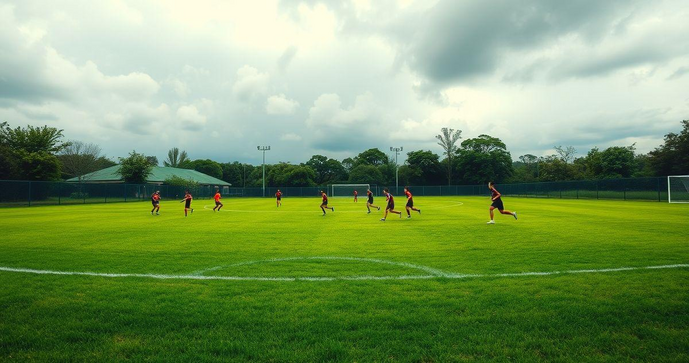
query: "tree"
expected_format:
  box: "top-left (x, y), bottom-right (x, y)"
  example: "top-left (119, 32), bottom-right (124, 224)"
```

top-left (164, 147), bottom-right (190, 168)
top-left (189, 159), bottom-right (223, 179)
top-left (118, 151), bottom-right (153, 184)
top-left (146, 156), bottom-right (159, 166)
top-left (599, 145), bottom-right (636, 178)
top-left (554, 145), bottom-right (577, 163)
top-left (435, 127), bottom-right (462, 185)
top-left (648, 120), bottom-right (689, 176)
top-left (404, 150), bottom-right (443, 185)
top-left (353, 148), bottom-right (389, 167)
top-left (348, 164), bottom-right (385, 185)
top-left (306, 155), bottom-right (347, 184)
top-left (15, 150), bottom-right (62, 181)
top-left (0, 122), bottom-right (70, 153)
top-left (538, 155), bottom-right (577, 181)
top-left (342, 157), bottom-right (355, 172)
top-left (164, 175), bottom-right (200, 189)
top-left (283, 165), bottom-right (317, 187)
top-left (58, 141), bottom-right (103, 181)
top-left (221, 162), bottom-right (252, 187)
top-left (455, 134), bottom-right (512, 184)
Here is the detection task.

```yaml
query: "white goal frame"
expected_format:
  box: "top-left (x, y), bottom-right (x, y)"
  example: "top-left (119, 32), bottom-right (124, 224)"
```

top-left (330, 184), bottom-right (371, 197)
top-left (667, 175), bottom-right (689, 203)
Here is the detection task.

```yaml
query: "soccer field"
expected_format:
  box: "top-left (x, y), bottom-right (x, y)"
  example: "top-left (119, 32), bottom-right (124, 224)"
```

top-left (1, 196), bottom-right (688, 361)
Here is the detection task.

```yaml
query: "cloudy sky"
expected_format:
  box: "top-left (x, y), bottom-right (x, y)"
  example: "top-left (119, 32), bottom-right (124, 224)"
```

top-left (1, 0), bottom-right (688, 165)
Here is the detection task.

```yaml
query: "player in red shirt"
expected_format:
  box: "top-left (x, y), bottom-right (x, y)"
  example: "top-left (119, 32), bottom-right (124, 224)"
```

top-left (380, 188), bottom-right (401, 221)
top-left (353, 190), bottom-right (358, 202)
top-left (180, 190), bottom-right (194, 217)
top-left (275, 190), bottom-right (282, 207)
top-left (150, 191), bottom-right (161, 215)
top-left (320, 190), bottom-right (334, 215)
top-left (403, 186), bottom-right (421, 218)
top-left (487, 181), bottom-right (517, 224)
top-left (212, 189), bottom-right (223, 211)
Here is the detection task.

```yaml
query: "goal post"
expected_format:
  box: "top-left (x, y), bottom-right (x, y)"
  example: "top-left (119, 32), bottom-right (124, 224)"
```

top-left (668, 175), bottom-right (689, 203)
top-left (330, 184), bottom-right (371, 197)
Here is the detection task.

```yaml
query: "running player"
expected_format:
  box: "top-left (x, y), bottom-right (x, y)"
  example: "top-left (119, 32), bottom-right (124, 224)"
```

top-left (275, 189), bottom-right (282, 207)
top-left (487, 181), bottom-right (517, 224)
top-left (150, 191), bottom-right (160, 215)
top-left (403, 186), bottom-right (421, 218)
top-left (320, 190), bottom-right (334, 215)
top-left (180, 190), bottom-right (194, 217)
top-left (366, 189), bottom-right (380, 214)
top-left (353, 190), bottom-right (358, 202)
top-left (380, 188), bottom-right (401, 221)
top-left (212, 189), bottom-right (223, 212)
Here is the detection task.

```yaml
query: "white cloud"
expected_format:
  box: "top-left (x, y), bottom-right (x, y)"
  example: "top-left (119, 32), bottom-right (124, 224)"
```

top-left (176, 105), bottom-right (207, 131)
top-left (306, 92), bottom-right (376, 128)
top-left (280, 133), bottom-right (302, 141)
top-left (266, 94), bottom-right (299, 115)
top-left (232, 65), bottom-right (270, 102)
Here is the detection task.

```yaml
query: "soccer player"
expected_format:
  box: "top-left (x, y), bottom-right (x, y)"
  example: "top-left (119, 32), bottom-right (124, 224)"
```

top-left (487, 181), bottom-right (517, 224)
top-left (180, 190), bottom-right (194, 217)
top-left (353, 190), bottom-right (358, 202)
top-left (380, 188), bottom-right (401, 221)
top-left (403, 186), bottom-right (421, 218)
top-left (275, 189), bottom-right (282, 207)
top-left (150, 191), bottom-right (160, 215)
top-left (366, 189), bottom-right (380, 214)
top-left (320, 190), bottom-right (334, 215)
top-left (212, 189), bottom-right (223, 212)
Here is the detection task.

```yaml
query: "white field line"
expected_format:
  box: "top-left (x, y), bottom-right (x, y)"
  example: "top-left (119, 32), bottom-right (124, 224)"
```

top-left (190, 256), bottom-right (453, 277)
top-left (1, 264), bottom-right (687, 282)
top-left (201, 201), bottom-right (464, 213)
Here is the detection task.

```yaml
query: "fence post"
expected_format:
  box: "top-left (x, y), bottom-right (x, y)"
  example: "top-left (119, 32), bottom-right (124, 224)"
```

top-left (624, 189), bottom-right (626, 200)
top-left (82, 183), bottom-right (86, 204)
top-left (596, 181), bottom-right (599, 200)
top-left (28, 181), bottom-right (32, 206)
top-left (576, 188), bottom-right (579, 199)
top-left (657, 178), bottom-right (661, 202)
top-left (124, 184), bottom-right (127, 202)
top-left (58, 183), bottom-right (61, 205)
top-left (104, 184), bottom-right (108, 203)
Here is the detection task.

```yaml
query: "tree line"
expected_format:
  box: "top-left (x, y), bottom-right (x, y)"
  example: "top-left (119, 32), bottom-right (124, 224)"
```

top-left (1, 120), bottom-right (687, 186)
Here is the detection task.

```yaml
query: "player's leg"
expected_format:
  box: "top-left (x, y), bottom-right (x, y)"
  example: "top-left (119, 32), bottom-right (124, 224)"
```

top-left (487, 206), bottom-right (495, 224)
top-left (406, 205), bottom-right (411, 217)
top-left (500, 208), bottom-right (517, 219)
top-left (218, 202), bottom-right (223, 211)
top-left (381, 208), bottom-right (389, 221)
top-left (320, 203), bottom-right (326, 215)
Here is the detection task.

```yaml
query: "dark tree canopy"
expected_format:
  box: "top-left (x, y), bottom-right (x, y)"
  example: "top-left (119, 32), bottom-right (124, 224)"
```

top-left (455, 135), bottom-right (513, 184)
top-left (118, 151), bottom-right (153, 184)
top-left (649, 120), bottom-right (689, 176)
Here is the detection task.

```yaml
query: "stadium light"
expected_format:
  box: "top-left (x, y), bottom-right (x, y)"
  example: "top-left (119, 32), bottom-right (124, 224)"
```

top-left (390, 146), bottom-right (403, 194)
top-left (257, 146), bottom-right (271, 197)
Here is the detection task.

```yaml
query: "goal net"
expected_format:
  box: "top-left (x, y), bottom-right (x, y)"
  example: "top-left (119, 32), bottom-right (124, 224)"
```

top-left (330, 184), bottom-right (371, 197)
top-left (668, 175), bottom-right (689, 203)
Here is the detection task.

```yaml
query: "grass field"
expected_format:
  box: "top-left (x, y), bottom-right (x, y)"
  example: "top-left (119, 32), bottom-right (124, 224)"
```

top-left (1, 196), bottom-right (688, 361)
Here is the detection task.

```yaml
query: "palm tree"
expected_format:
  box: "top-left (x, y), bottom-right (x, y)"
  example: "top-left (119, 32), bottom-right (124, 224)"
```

top-left (435, 128), bottom-right (462, 185)
top-left (164, 147), bottom-right (189, 167)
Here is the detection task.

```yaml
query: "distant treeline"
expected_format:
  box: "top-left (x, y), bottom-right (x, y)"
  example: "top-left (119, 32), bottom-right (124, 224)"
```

top-left (1, 120), bottom-right (687, 187)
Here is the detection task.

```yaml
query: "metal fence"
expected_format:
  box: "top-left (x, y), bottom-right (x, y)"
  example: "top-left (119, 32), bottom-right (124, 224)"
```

top-left (0, 177), bottom-right (670, 207)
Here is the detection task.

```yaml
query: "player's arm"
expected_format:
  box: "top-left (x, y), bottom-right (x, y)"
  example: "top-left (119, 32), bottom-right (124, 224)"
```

top-left (491, 189), bottom-right (501, 201)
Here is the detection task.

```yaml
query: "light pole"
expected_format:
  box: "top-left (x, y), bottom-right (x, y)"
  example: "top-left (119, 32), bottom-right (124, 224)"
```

top-left (390, 146), bottom-right (403, 194)
top-left (257, 146), bottom-right (271, 197)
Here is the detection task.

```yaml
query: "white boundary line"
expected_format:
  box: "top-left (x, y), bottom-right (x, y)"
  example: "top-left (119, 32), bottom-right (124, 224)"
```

top-left (1, 263), bottom-right (687, 282)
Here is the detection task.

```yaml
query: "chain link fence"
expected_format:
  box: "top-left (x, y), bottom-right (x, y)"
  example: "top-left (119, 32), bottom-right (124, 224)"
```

top-left (0, 177), bottom-right (670, 207)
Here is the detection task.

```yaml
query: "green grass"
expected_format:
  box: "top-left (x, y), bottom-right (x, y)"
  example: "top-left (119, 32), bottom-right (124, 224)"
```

top-left (1, 196), bottom-right (687, 361)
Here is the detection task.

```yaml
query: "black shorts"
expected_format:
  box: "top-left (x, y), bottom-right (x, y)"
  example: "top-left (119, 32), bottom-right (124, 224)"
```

top-left (491, 198), bottom-right (504, 211)
top-left (387, 202), bottom-right (394, 210)
top-left (322, 201), bottom-right (328, 206)
top-left (215, 201), bottom-right (222, 206)
top-left (185, 201), bottom-right (191, 209)
top-left (152, 201), bottom-right (159, 206)
top-left (406, 199), bottom-right (414, 208)
top-left (368, 197), bottom-right (374, 204)
top-left (277, 197), bottom-right (281, 201)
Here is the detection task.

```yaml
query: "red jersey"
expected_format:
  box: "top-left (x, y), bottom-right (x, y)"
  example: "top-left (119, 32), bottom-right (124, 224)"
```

top-left (405, 190), bottom-right (412, 199)
top-left (276, 191), bottom-right (282, 198)
top-left (386, 192), bottom-right (394, 202)
top-left (354, 191), bottom-right (358, 196)
top-left (322, 193), bottom-right (328, 202)
top-left (185, 193), bottom-right (193, 201)
top-left (490, 187), bottom-right (501, 200)
top-left (367, 191), bottom-right (372, 198)
top-left (152, 194), bottom-right (160, 202)
top-left (214, 193), bottom-right (221, 202)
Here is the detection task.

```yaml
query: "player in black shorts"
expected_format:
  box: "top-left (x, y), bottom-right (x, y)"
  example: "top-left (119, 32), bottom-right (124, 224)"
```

top-left (380, 188), bottom-right (401, 221)
top-left (181, 190), bottom-right (194, 217)
top-left (150, 191), bottom-right (160, 215)
top-left (320, 190), bottom-right (334, 215)
top-left (366, 189), bottom-right (380, 214)
top-left (487, 181), bottom-right (516, 224)
top-left (403, 186), bottom-right (421, 218)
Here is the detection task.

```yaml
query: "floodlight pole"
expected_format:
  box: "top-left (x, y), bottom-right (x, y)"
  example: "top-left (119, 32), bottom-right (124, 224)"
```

top-left (390, 146), bottom-right (403, 194)
top-left (257, 146), bottom-right (271, 197)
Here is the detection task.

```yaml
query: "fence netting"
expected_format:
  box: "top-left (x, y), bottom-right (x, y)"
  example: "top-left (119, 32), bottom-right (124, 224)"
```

top-left (0, 177), bottom-right (670, 207)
